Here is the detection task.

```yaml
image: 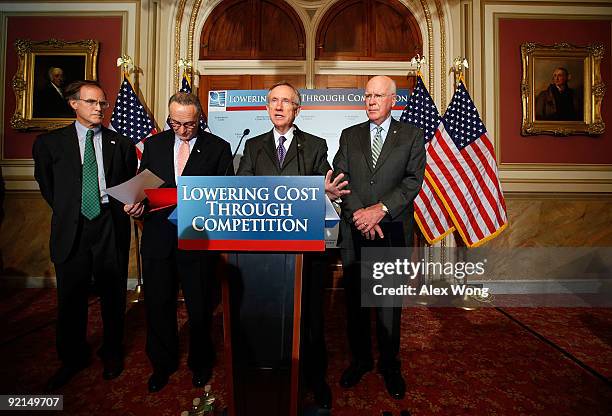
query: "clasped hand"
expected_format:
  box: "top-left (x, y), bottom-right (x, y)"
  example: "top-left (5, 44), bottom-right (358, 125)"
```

top-left (353, 203), bottom-right (386, 240)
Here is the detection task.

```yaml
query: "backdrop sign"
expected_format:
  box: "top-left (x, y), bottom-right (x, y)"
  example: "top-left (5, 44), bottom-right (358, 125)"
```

top-left (177, 176), bottom-right (326, 251)
top-left (207, 88), bottom-right (410, 165)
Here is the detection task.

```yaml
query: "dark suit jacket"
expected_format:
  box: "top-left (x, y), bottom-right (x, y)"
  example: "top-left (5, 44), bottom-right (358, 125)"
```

top-left (333, 118), bottom-right (425, 248)
top-left (139, 129), bottom-right (233, 258)
top-left (237, 127), bottom-right (331, 176)
top-left (33, 83), bottom-right (74, 118)
top-left (33, 123), bottom-right (137, 263)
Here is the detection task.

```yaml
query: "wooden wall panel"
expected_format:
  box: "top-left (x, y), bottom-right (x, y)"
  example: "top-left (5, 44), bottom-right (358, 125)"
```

top-left (316, 0), bottom-right (422, 61)
top-left (203, 1), bottom-right (253, 59)
top-left (250, 75), bottom-right (306, 89)
top-left (314, 75), bottom-right (370, 89)
top-left (0, 193), bottom-right (140, 282)
top-left (373, 1), bottom-right (421, 58)
top-left (200, 0), bottom-right (305, 60)
top-left (315, 75), bottom-right (415, 90)
top-left (316, 0), bottom-right (366, 59)
top-left (259, 1), bottom-right (304, 58)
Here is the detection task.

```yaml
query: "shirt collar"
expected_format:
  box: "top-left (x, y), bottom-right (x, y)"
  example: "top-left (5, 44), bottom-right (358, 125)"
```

top-left (174, 132), bottom-right (198, 145)
top-left (273, 125), bottom-right (295, 144)
top-left (74, 120), bottom-right (101, 137)
top-left (370, 115), bottom-right (392, 133)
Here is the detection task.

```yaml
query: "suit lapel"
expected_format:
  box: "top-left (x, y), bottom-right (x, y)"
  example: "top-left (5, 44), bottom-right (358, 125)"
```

top-left (101, 127), bottom-right (115, 177)
top-left (261, 130), bottom-right (280, 173)
top-left (65, 124), bottom-right (82, 182)
top-left (372, 118), bottom-right (400, 174)
top-left (358, 122), bottom-right (373, 172)
top-left (281, 128), bottom-right (301, 171)
top-left (161, 132), bottom-right (177, 186)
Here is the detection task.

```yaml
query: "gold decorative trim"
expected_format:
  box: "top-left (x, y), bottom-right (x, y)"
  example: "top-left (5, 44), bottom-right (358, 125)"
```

top-left (11, 38), bottom-right (98, 131)
top-left (418, 0), bottom-right (435, 99)
top-left (500, 162), bottom-right (612, 171)
top-left (174, 0), bottom-right (188, 90)
top-left (187, 0), bottom-right (204, 80)
top-left (433, 0), bottom-right (447, 108)
top-left (501, 178), bottom-right (612, 184)
top-left (505, 192), bottom-right (612, 200)
top-left (520, 42), bottom-right (605, 136)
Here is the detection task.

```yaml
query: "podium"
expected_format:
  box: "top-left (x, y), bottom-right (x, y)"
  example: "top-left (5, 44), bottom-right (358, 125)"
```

top-left (221, 252), bottom-right (304, 416)
top-left (174, 176), bottom-right (331, 416)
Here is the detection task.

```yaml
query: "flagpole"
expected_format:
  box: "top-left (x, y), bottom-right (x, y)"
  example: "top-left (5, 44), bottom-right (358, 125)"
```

top-left (117, 54), bottom-right (145, 304)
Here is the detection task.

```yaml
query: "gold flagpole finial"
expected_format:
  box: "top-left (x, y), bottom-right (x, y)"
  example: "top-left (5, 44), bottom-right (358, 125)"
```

top-left (451, 57), bottom-right (469, 88)
top-left (410, 54), bottom-right (426, 77)
top-left (178, 58), bottom-right (193, 78)
top-left (116, 55), bottom-right (133, 79)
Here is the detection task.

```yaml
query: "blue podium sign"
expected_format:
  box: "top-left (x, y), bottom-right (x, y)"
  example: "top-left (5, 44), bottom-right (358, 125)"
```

top-left (177, 176), bottom-right (326, 251)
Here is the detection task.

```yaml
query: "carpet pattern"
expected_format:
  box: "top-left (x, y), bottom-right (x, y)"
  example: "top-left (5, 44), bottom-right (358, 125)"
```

top-left (0, 289), bottom-right (610, 415)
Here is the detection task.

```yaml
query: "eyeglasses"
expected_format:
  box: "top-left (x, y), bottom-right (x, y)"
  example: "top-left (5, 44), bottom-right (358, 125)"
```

top-left (77, 99), bottom-right (110, 109)
top-left (168, 118), bottom-right (198, 129)
top-left (269, 97), bottom-right (299, 107)
top-left (364, 93), bottom-right (394, 101)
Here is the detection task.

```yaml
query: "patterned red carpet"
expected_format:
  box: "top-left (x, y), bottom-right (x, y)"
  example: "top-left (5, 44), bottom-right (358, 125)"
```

top-left (0, 288), bottom-right (611, 415)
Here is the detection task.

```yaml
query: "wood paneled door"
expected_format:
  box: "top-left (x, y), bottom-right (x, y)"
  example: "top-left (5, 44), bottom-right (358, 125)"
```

top-left (200, 0), bottom-right (306, 60)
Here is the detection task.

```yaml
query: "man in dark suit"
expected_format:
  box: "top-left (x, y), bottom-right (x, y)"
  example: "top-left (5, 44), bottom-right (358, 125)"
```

top-left (237, 82), bottom-right (348, 410)
top-left (333, 75), bottom-right (425, 399)
top-left (126, 92), bottom-right (233, 393)
top-left (33, 80), bottom-right (138, 391)
top-left (34, 67), bottom-right (75, 118)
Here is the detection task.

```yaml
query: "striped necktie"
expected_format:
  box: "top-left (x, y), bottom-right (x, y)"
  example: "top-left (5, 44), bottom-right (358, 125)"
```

top-left (277, 136), bottom-right (287, 168)
top-left (372, 126), bottom-right (383, 168)
top-left (81, 129), bottom-right (101, 220)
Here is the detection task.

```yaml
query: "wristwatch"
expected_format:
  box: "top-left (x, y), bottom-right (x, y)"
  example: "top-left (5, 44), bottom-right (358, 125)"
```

top-left (380, 202), bottom-right (389, 215)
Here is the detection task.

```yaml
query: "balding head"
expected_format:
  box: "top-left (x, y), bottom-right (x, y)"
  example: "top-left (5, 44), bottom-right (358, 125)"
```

top-left (364, 76), bottom-right (397, 125)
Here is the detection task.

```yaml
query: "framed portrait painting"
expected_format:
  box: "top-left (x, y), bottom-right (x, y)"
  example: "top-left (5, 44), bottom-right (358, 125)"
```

top-left (11, 39), bottom-right (99, 131)
top-left (520, 42), bottom-right (605, 136)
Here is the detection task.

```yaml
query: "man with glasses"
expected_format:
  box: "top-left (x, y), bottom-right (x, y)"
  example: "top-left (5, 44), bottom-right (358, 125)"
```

top-left (125, 92), bottom-right (233, 393)
top-left (237, 82), bottom-right (349, 410)
top-left (33, 80), bottom-right (138, 390)
top-left (333, 75), bottom-right (425, 400)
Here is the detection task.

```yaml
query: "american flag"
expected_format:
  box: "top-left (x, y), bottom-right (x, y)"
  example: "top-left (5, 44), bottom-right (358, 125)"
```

top-left (167, 72), bottom-right (209, 133)
top-left (110, 76), bottom-right (157, 159)
top-left (401, 75), bottom-right (455, 244)
top-left (426, 81), bottom-right (507, 247)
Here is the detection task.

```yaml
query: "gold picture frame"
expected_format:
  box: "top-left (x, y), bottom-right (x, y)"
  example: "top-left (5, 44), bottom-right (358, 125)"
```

top-left (521, 42), bottom-right (605, 136)
top-left (10, 39), bottom-right (99, 131)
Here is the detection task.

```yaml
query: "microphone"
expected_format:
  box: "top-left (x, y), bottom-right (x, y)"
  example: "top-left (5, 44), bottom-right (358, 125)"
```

top-left (225, 128), bottom-right (250, 175)
top-left (296, 142), bottom-right (303, 176)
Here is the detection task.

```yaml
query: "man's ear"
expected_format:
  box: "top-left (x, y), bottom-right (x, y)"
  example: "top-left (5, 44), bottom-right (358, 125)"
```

top-left (68, 99), bottom-right (78, 110)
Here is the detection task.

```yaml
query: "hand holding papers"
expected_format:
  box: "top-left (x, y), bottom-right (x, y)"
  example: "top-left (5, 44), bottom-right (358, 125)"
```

top-left (105, 169), bottom-right (164, 204)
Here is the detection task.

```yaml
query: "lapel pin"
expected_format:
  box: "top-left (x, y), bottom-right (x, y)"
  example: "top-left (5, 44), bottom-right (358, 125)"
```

top-left (393, 130), bottom-right (397, 134)
top-left (111, 140), bottom-right (116, 144)
top-left (197, 149), bottom-right (201, 153)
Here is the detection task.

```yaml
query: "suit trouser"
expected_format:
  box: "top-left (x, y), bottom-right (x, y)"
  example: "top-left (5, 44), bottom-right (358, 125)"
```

top-left (341, 222), bottom-right (405, 372)
top-left (142, 250), bottom-right (217, 374)
top-left (53, 207), bottom-right (127, 367)
top-left (301, 253), bottom-right (328, 386)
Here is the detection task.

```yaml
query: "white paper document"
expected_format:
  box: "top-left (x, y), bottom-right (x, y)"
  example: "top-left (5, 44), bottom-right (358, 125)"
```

top-left (105, 169), bottom-right (164, 204)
